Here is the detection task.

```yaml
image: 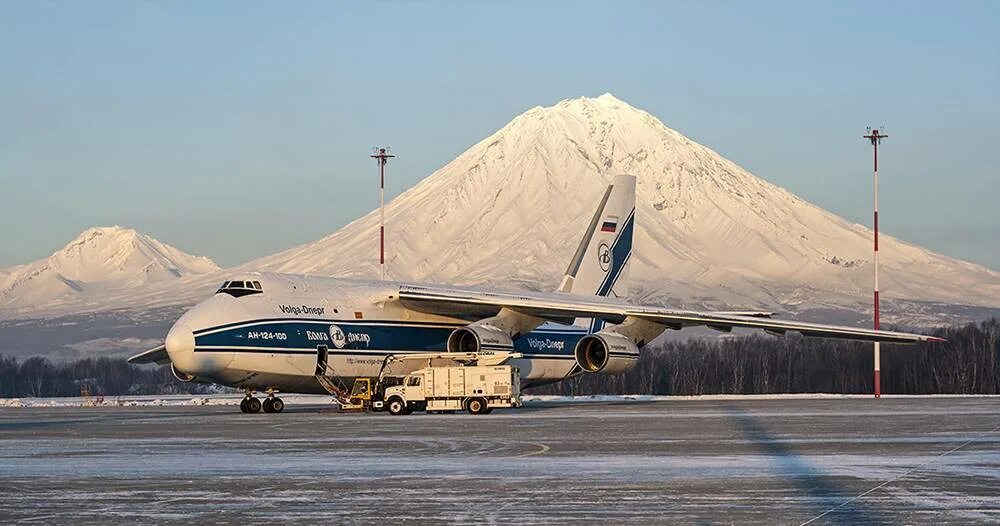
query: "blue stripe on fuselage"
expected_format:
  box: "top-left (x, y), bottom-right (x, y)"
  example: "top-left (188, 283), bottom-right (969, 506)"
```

top-left (193, 319), bottom-right (587, 357)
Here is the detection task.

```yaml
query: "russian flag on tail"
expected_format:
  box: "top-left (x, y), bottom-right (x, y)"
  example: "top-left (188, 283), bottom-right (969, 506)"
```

top-left (601, 215), bottom-right (618, 233)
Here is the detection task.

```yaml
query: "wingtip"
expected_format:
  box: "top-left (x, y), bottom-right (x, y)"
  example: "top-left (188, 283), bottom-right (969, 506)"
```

top-left (927, 336), bottom-right (947, 343)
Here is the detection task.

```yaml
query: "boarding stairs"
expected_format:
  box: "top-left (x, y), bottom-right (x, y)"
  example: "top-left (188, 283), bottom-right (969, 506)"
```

top-left (313, 351), bottom-right (369, 412)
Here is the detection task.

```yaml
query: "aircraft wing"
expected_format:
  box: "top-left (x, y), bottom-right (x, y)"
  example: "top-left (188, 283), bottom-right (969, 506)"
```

top-left (127, 345), bottom-right (171, 365)
top-left (397, 284), bottom-right (943, 344)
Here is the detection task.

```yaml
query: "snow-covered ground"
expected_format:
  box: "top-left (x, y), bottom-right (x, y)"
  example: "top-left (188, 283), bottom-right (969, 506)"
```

top-left (2, 392), bottom-right (997, 408)
top-left (1, 395), bottom-right (997, 523)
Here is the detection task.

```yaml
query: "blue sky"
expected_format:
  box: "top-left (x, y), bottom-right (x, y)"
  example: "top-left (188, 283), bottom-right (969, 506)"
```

top-left (2, 1), bottom-right (998, 269)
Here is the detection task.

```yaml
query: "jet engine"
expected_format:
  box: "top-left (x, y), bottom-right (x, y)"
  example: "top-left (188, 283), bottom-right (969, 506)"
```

top-left (447, 323), bottom-right (514, 354)
top-left (573, 331), bottom-right (639, 374)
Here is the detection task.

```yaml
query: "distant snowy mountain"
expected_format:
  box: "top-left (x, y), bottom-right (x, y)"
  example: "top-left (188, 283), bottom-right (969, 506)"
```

top-left (1, 94), bottom-right (998, 333)
top-left (246, 93), bottom-right (999, 325)
top-left (0, 226), bottom-right (219, 314)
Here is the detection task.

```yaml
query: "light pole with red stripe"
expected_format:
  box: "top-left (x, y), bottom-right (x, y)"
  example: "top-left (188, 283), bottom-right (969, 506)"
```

top-left (864, 127), bottom-right (887, 398)
top-left (371, 147), bottom-right (394, 281)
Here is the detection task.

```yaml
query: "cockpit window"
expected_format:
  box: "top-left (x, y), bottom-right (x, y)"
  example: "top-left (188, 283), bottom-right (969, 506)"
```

top-left (216, 279), bottom-right (263, 298)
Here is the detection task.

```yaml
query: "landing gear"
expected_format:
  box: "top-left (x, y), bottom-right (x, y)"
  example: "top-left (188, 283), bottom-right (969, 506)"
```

top-left (263, 395), bottom-right (284, 413)
top-left (241, 396), bottom-right (262, 413)
top-left (265, 388), bottom-right (284, 413)
top-left (240, 387), bottom-right (280, 414)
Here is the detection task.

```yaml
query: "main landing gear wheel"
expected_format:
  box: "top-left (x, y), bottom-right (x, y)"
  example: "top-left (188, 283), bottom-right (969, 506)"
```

top-left (263, 397), bottom-right (285, 413)
top-left (242, 397), bottom-right (262, 413)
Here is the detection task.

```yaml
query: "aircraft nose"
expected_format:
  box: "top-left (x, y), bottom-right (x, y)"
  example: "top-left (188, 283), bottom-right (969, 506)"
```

top-left (165, 321), bottom-right (233, 376)
top-left (164, 322), bottom-right (197, 370)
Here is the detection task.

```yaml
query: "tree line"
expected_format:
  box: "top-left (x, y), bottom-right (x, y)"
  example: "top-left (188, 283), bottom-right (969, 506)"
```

top-left (0, 318), bottom-right (996, 398)
top-left (531, 318), bottom-right (999, 396)
top-left (0, 355), bottom-right (218, 398)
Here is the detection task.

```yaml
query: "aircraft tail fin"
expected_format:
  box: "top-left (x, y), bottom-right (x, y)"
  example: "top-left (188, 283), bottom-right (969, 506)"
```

top-left (557, 174), bottom-right (635, 301)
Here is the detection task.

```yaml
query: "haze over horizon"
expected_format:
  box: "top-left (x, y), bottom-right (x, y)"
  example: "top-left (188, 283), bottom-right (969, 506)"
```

top-left (3, 2), bottom-right (999, 270)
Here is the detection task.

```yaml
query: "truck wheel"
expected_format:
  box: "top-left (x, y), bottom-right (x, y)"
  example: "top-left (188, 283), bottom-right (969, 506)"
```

top-left (387, 398), bottom-right (406, 416)
top-left (467, 398), bottom-right (487, 415)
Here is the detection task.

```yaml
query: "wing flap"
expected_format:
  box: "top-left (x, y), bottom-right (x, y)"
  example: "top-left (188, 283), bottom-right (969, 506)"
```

top-left (127, 345), bottom-right (171, 365)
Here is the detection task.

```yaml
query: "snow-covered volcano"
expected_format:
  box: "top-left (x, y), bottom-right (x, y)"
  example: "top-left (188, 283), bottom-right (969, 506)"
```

top-left (2, 94), bottom-right (998, 329)
top-left (0, 226), bottom-right (218, 313)
top-left (247, 94), bottom-right (999, 323)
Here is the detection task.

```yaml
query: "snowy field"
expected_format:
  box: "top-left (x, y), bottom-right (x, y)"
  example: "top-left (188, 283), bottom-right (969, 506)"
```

top-left (1, 396), bottom-right (998, 524)
top-left (1, 392), bottom-right (998, 408)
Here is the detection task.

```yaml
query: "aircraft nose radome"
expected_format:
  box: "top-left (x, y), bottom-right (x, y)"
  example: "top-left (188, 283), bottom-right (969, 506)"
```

top-left (165, 319), bottom-right (235, 377)
top-left (164, 323), bottom-right (196, 370)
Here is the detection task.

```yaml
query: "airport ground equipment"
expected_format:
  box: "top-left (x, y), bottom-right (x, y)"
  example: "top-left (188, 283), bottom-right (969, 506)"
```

top-left (314, 348), bottom-right (373, 411)
top-left (337, 377), bottom-right (373, 412)
top-left (367, 352), bottom-right (523, 415)
top-left (316, 351), bottom-right (520, 413)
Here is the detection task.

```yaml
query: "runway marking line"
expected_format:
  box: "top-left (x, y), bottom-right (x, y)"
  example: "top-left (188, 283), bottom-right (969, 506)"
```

top-left (798, 420), bottom-right (1000, 526)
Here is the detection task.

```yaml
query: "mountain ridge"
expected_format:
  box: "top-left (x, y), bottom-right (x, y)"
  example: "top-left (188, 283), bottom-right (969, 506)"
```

top-left (0, 226), bottom-right (219, 313)
top-left (0, 94), bottom-right (997, 328)
top-left (241, 94), bottom-right (999, 321)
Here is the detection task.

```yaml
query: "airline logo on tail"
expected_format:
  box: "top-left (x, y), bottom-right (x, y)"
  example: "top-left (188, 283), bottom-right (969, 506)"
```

top-left (593, 208), bottom-right (633, 298)
top-left (598, 243), bottom-right (612, 272)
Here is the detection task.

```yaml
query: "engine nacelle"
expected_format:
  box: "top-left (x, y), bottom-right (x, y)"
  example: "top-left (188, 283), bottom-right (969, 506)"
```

top-left (447, 323), bottom-right (514, 354)
top-left (573, 331), bottom-right (640, 374)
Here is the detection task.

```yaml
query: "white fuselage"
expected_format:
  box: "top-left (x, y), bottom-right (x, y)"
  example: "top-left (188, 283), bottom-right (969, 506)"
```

top-left (165, 272), bottom-right (588, 393)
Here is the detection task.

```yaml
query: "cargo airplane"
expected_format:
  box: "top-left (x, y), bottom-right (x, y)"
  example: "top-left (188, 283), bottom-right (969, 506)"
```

top-left (130, 175), bottom-right (940, 412)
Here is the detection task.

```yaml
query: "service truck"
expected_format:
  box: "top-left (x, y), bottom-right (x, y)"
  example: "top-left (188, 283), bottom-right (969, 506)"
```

top-left (367, 352), bottom-right (523, 415)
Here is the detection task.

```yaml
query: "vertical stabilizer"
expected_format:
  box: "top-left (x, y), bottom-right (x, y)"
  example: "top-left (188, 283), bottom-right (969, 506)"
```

top-left (558, 174), bottom-right (636, 304)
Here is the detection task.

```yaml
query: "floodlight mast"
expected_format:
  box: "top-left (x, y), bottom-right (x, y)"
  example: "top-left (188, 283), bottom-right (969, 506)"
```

top-left (371, 147), bottom-right (395, 281)
top-left (863, 127), bottom-right (888, 399)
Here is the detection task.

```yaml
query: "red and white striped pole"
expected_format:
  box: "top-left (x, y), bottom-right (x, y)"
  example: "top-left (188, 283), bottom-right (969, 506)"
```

top-left (371, 147), bottom-right (394, 281)
top-left (864, 128), bottom-right (887, 398)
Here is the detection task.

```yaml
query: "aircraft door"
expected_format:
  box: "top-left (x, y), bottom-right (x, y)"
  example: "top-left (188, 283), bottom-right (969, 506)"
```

top-left (315, 345), bottom-right (329, 376)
